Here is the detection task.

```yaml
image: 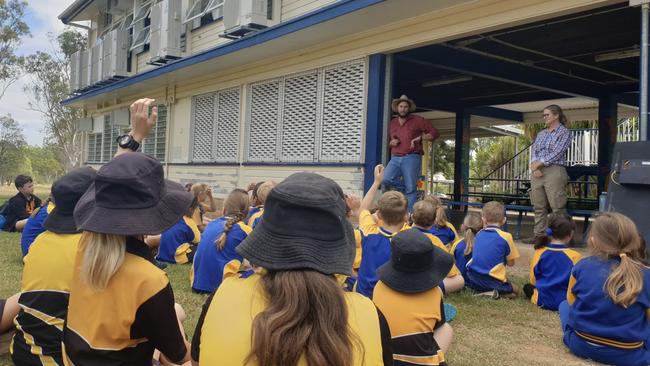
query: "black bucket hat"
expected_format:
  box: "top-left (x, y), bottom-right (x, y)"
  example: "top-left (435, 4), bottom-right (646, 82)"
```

top-left (74, 153), bottom-right (193, 236)
top-left (236, 172), bottom-right (356, 276)
top-left (43, 167), bottom-right (97, 234)
top-left (377, 228), bottom-right (454, 293)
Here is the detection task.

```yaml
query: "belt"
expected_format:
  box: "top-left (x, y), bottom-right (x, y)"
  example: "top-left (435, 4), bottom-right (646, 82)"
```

top-left (575, 331), bottom-right (645, 350)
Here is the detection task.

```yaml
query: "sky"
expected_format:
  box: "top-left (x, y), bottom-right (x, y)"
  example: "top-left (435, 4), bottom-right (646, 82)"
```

top-left (1, 0), bottom-right (77, 146)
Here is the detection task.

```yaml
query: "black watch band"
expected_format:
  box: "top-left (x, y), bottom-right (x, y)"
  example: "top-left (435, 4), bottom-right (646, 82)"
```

top-left (116, 134), bottom-right (141, 151)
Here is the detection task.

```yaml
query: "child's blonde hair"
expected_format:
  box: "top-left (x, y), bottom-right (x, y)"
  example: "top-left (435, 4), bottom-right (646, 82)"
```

top-left (588, 213), bottom-right (645, 308)
top-left (216, 189), bottom-right (250, 250)
top-left (482, 201), bottom-right (505, 224)
top-left (256, 180), bottom-right (276, 206)
top-left (460, 212), bottom-right (483, 256)
top-left (423, 195), bottom-right (448, 228)
top-left (377, 191), bottom-right (407, 226)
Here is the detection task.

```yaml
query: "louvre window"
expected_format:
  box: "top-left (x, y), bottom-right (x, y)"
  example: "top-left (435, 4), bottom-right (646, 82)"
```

top-left (142, 104), bottom-right (168, 161)
top-left (184, 0), bottom-right (224, 26)
top-left (87, 133), bottom-right (102, 163)
top-left (191, 88), bottom-right (241, 162)
top-left (128, 0), bottom-right (154, 51)
top-left (245, 59), bottom-right (365, 163)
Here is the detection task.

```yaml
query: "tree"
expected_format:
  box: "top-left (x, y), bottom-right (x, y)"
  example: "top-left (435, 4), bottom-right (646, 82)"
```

top-left (0, 114), bottom-right (26, 184)
top-left (22, 29), bottom-right (87, 170)
top-left (24, 145), bottom-right (65, 183)
top-left (0, 0), bottom-right (30, 101)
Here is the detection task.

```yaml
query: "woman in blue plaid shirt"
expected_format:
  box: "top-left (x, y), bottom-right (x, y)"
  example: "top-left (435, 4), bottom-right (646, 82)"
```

top-left (530, 105), bottom-right (573, 240)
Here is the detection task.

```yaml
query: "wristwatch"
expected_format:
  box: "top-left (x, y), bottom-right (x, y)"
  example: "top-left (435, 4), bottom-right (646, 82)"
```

top-left (116, 134), bottom-right (140, 151)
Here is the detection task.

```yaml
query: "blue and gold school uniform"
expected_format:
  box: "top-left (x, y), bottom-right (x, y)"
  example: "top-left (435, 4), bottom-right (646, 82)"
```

top-left (11, 230), bottom-right (81, 366)
top-left (559, 256), bottom-right (650, 366)
top-left (192, 274), bottom-right (393, 365)
top-left (529, 243), bottom-right (581, 310)
top-left (191, 217), bottom-right (251, 293)
top-left (156, 216), bottom-right (201, 264)
top-left (247, 208), bottom-right (263, 229)
top-left (20, 202), bottom-right (54, 257)
top-left (373, 281), bottom-right (447, 366)
top-left (355, 209), bottom-right (401, 298)
top-left (63, 237), bottom-right (187, 366)
top-left (428, 223), bottom-right (457, 246)
top-left (450, 239), bottom-right (471, 285)
top-left (466, 226), bottom-right (519, 293)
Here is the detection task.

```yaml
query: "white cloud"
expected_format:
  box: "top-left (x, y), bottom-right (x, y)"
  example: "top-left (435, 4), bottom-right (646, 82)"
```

top-left (0, 0), bottom-right (83, 146)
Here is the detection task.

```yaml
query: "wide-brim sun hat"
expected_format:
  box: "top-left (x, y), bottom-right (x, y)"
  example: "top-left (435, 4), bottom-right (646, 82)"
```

top-left (43, 167), bottom-right (97, 234)
top-left (391, 95), bottom-right (416, 113)
top-left (377, 228), bottom-right (453, 293)
top-left (74, 153), bottom-right (193, 236)
top-left (236, 172), bottom-right (356, 276)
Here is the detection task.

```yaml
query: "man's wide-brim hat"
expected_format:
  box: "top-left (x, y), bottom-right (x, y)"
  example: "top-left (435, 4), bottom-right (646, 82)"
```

top-left (377, 228), bottom-right (453, 293)
top-left (236, 172), bottom-right (356, 276)
top-left (74, 153), bottom-right (193, 236)
top-left (391, 95), bottom-right (416, 113)
top-left (43, 167), bottom-right (97, 234)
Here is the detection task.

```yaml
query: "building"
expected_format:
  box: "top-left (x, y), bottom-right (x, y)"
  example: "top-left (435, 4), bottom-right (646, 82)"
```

top-left (59, 0), bottom-right (647, 198)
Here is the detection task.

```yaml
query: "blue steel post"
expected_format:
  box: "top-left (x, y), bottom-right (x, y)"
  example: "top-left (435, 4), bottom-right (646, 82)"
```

top-left (598, 95), bottom-right (617, 194)
top-left (453, 109), bottom-right (471, 204)
top-left (364, 54), bottom-right (387, 192)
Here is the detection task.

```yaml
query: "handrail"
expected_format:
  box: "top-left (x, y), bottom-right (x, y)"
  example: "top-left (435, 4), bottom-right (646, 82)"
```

top-left (480, 142), bottom-right (533, 180)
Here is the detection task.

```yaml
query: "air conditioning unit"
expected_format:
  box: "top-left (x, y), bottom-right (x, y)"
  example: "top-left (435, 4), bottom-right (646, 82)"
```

top-left (102, 28), bottom-right (129, 81)
top-left (70, 49), bottom-right (83, 91)
top-left (90, 42), bottom-right (104, 85)
top-left (222, 0), bottom-right (268, 39)
top-left (80, 49), bottom-right (90, 89)
top-left (149, 0), bottom-right (182, 65)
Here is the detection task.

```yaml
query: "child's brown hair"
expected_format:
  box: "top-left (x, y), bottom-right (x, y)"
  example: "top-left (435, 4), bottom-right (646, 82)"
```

top-left (588, 213), bottom-right (645, 307)
top-left (482, 201), bottom-right (505, 224)
top-left (534, 212), bottom-right (575, 249)
top-left (460, 212), bottom-right (483, 256)
top-left (377, 191), bottom-right (407, 226)
top-left (422, 195), bottom-right (449, 228)
top-left (216, 189), bottom-right (250, 250)
top-left (256, 181), bottom-right (276, 206)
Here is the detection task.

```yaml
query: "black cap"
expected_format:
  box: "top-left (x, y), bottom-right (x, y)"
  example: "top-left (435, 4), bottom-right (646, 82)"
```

top-left (43, 167), bottom-right (97, 234)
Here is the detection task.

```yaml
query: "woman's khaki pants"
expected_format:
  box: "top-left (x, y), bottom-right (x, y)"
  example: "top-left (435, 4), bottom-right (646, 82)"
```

top-left (530, 165), bottom-right (568, 237)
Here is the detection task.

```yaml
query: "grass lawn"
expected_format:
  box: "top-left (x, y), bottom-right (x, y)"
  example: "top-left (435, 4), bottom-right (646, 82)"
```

top-left (0, 231), bottom-right (599, 365)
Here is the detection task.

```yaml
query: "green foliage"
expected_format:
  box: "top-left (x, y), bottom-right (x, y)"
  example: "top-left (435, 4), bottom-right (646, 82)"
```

top-left (23, 145), bottom-right (65, 184)
top-left (432, 140), bottom-right (455, 178)
top-left (0, 0), bottom-right (30, 101)
top-left (0, 114), bottom-right (26, 184)
top-left (22, 28), bottom-right (87, 170)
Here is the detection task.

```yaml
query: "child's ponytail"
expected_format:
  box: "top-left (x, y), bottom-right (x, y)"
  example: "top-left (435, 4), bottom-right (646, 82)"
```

top-left (215, 189), bottom-right (250, 250)
top-left (460, 212), bottom-right (482, 256)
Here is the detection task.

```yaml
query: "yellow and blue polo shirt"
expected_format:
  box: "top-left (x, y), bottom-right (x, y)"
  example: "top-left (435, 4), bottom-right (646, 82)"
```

top-left (415, 227), bottom-right (461, 278)
top-left (566, 256), bottom-right (650, 349)
top-left (247, 207), bottom-right (263, 229)
top-left (20, 202), bottom-right (55, 257)
top-left (192, 274), bottom-right (393, 365)
top-left (156, 216), bottom-right (201, 264)
top-left (191, 217), bottom-right (252, 293)
top-left (373, 281), bottom-right (447, 366)
top-left (466, 225), bottom-right (519, 283)
top-left (11, 230), bottom-right (81, 366)
top-left (427, 222), bottom-right (458, 246)
top-left (450, 239), bottom-right (471, 284)
top-left (529, 243), bottom-right (581, 310)
top-left (353, 227), bottom-right (362, 270)
top-left (355, 209), bottom-right (404, 298)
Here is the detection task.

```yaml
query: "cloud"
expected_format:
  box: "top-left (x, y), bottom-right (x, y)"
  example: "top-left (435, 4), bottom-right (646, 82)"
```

top-left (0, 0), bottom-right (82, 146)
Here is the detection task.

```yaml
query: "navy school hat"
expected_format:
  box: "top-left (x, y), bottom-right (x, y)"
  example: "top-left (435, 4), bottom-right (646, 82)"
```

top-left (236, 172), bottom-right (356, 276)
top-left (74, 153), bottom-right (193, 236)
top-left (377, 228), bottom-right (454, 293)
top-left (43, 167), bottom-right (97, 234)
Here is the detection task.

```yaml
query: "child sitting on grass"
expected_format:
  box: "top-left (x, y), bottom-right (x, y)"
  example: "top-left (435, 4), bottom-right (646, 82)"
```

top-left (356, 164), bottom-right (408, 298)
top-left (451, 212), bottom-right (483, 286)
top-left (151, 198), bottom-right (202, 265)
top-left (466, 201), bottom-right (520, 299)
top-left (373, 228), bottom-right (454, 366)
top-left (412, 200), bottom-right (465, 293)
top-left (192, 189), bottom-right (252, 293)
top-left (247, 180), bottom-right (275, 229)
top-left (559, 213), bottom-right (649, 366)
top-left (524, 213), bottom-right (581, 311)
top-left (423, 195), bottom-right (458, 246)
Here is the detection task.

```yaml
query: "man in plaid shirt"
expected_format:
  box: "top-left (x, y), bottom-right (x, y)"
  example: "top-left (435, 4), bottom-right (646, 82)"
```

top-left (530, 105), bottom-right (572, 239)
